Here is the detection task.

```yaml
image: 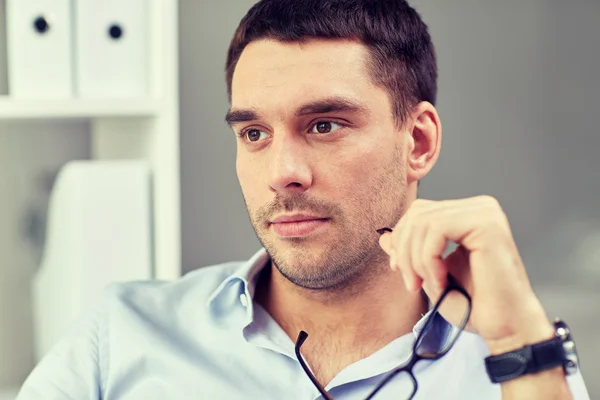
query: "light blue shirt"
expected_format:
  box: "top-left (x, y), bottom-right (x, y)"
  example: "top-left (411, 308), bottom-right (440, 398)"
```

top-left (17, 249), bottom-right (590, 399)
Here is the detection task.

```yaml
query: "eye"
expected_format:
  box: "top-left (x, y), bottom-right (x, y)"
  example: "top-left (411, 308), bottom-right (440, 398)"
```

top-left (240, 128), bottom-right (269, 143)
top-left (308, 121), bottom-right (343, 134)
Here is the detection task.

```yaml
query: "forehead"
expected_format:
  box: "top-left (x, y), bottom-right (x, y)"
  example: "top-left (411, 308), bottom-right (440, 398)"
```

top-left (231, 38), bottom-right (386, 112)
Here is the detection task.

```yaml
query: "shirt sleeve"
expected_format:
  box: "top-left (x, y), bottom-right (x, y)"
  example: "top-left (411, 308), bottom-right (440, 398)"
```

top-left (16, 290), bottom-right (110, 400)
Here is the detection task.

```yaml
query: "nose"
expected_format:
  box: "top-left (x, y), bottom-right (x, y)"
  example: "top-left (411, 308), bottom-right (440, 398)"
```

top-left (268, 134), bottom-right (313, 194)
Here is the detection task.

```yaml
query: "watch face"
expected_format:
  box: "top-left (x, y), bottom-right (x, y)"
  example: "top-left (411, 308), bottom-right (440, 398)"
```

top-left (555, 319), bottom-right (579, 375)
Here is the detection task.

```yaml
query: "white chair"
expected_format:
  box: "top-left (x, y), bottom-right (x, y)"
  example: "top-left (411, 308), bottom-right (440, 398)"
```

top-left (32, 160), bottom-right (154, 361)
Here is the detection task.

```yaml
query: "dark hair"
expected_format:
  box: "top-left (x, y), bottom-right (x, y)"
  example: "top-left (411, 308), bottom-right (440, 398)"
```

top-left (225, 0), bottom-right (437, 126)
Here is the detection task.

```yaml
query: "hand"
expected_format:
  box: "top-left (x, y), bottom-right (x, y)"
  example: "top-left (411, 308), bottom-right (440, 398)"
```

top-left (378, 195), bottom-right (555, 353)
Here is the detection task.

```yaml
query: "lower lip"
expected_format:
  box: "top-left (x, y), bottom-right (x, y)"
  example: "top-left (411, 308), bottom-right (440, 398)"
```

top-left (271, 219), bottom-right (328, 237)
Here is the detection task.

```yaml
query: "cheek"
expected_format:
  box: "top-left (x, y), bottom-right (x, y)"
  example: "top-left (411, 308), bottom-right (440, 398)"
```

top-left (324, 147), bottom-right (383, 202)
top-left (332, 141), bottom-right (404, 220)
top-left (236, 154), bottom-right (268, 210)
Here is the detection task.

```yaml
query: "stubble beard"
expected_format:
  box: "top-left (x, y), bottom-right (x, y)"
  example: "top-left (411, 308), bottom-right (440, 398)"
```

top-left (244, 149), bottom-right (407, 293)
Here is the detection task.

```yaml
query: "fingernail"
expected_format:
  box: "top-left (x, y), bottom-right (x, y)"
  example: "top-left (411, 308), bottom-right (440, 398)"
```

top-left (376, 227), bottom-right (393, 235)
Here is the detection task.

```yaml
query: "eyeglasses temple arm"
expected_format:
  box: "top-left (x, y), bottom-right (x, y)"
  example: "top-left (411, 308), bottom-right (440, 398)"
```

top-left (295, 331), bottom-right (335, 400)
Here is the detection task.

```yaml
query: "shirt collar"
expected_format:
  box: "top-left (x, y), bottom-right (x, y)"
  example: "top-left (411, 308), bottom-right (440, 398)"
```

top-left (207, 248), bottom-right (453, 350)
top-left (207, 248), bottom-right (270, 328)
top-left (207, 248), bottom-right (269, 304)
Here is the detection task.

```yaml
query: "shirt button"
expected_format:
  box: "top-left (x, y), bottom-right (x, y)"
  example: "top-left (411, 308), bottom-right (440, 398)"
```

top-left (239, 293), bottom-right (249, 307)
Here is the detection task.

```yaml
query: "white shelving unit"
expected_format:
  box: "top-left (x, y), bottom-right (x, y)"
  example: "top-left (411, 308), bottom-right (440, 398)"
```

top-left (0, 0), bottom-right (180, 394)
top-left (0, 97), bottom-right (161, 120)
top-left (0, 0), bottom-right (181, 281)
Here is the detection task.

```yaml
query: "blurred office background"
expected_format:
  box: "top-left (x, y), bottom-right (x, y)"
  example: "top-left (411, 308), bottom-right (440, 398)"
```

top-left (1, 0), bottom-right (598, 398)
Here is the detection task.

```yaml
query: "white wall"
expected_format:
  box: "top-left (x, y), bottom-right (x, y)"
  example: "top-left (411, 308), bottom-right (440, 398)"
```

top-left (179, 0), bottom-right (261, 269)
top-left (0, 0), bottom-right (7, 95)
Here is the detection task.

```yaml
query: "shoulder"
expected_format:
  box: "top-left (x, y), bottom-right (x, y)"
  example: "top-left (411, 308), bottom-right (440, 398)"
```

top-left (97, 260), bottom-right (249, 383)
top-left (100, 260), bottom-right (244, 319)
top-left (16, 261), bottom-right (245, 400)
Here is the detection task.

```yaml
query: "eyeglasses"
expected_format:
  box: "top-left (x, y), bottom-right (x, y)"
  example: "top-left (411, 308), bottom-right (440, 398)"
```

top-left (294, 274), bottom-right (472, 400)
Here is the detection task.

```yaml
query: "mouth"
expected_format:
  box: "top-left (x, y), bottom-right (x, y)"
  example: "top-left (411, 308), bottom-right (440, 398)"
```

top-left (269, 214), bottom-right (329, 237)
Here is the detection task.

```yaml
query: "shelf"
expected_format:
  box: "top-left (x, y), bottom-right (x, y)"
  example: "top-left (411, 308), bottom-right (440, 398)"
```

top-left (0, 96), bottom-right (161, 121)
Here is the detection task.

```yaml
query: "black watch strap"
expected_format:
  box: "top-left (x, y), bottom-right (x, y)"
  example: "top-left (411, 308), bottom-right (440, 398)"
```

top-left (485, 336), bottom-right (566, 383)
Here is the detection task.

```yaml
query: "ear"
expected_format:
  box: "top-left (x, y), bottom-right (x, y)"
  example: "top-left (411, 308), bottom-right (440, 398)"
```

top-left (405, 102), bottom-right (442, 184)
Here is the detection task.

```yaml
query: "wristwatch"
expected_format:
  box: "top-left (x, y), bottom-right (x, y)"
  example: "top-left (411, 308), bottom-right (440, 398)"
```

top-left (484, 319), bottom-right (579, 384)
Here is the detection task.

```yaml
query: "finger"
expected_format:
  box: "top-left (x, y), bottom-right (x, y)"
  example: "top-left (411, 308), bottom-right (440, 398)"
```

top-left (421, 278), bottom-right (443, 306)
top-left (378, 231), bottom-right (399, 271)
top-left (421, 224), bottom-right (449, 289)
top-left (410, 216), bottom-right (430, 287)
top-left (407, 199), bottom-right (449, 287)
top-left (423, 197), bottom-right (509, 252)
top-left (395, 213), bottom-right (422, 291)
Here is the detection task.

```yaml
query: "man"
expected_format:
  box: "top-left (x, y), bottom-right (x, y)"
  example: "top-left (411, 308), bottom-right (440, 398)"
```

top-left (17, 0), bottom-right (590, 399)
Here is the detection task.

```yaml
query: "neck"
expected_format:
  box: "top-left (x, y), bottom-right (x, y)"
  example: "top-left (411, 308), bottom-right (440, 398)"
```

top-left (254, 255), bottom-right (428, 385)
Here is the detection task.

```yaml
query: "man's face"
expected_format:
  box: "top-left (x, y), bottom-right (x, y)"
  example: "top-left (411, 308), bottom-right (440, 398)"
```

top-left (228, 39), bottom-right (409, 290)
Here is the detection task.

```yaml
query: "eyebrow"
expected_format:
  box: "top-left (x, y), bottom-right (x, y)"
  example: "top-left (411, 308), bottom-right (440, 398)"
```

top-left (224, 96), bottom-right (368, 126)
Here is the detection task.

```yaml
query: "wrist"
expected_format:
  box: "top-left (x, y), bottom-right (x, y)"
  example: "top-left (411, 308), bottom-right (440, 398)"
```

top-left (484, 316), bottom-right (579, 398)
top-left (485, 309), bottom-right (555, 355)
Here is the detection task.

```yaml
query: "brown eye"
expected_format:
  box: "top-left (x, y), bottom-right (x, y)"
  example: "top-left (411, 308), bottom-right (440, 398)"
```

top-left (246, 129), bottom-right (263, 142)
top-left (316, 122), bottom-right (332, 133)
top-left (309, 121), bottom-right (342, 134)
